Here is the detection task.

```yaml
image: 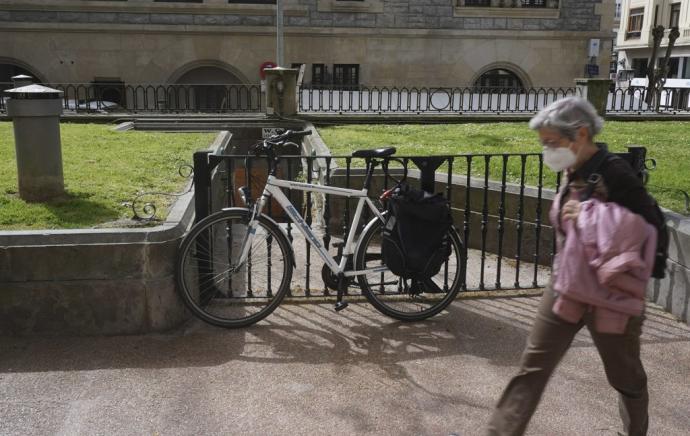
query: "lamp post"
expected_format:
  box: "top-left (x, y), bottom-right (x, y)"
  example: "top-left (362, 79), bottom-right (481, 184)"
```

top-left (276, 0), bottom-right (284, 67)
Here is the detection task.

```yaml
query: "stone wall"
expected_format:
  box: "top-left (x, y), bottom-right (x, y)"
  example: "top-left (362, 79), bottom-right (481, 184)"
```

top-left (0, 0), bottom-right (614, 87)
top-left (0, 0), bottom-right (608, 31)
top-left (647, 211), bottom-right (690, 325)
top-left (0, 131), bottom-right (232, 336)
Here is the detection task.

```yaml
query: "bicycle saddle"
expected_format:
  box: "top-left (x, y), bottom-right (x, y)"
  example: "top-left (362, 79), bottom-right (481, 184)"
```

top-left (351, 147), bottom-right (396, 158)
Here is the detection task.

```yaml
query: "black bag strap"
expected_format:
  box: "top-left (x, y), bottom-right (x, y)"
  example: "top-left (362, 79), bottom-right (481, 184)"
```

top-left (579, 173), bottom-right (603, 201)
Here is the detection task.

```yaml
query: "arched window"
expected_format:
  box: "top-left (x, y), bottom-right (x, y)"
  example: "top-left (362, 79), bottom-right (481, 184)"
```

top-left (0, 63), bottom-right (35, 91)
top-left (474, 69), bottom-right (524, 90)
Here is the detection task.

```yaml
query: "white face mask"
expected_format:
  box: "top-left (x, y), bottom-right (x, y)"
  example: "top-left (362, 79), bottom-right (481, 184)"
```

top-left (543, 146), bottom-right (577, 172)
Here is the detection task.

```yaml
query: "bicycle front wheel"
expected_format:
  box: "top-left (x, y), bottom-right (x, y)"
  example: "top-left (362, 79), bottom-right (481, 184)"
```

top-left (354, 216), bottom-right (465, 322)
top-left (176, 209), bottom-right (293, 328)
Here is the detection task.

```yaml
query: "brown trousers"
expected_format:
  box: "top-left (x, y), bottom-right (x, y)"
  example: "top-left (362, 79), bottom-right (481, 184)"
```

top-left (487, 289), bottom-right (648, 436)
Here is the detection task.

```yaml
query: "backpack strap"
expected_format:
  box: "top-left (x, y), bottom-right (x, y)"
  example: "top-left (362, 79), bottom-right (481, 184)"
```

top-left (579, 173), bottom-right (602, 201)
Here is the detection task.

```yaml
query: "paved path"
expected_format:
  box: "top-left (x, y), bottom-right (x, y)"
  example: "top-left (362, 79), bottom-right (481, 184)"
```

top-left (1, 296), bottom-right (689, 436)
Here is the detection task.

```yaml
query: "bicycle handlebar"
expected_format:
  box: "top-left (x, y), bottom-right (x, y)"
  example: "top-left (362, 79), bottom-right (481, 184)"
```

top-left (251, 129), bottom-right (312, 157)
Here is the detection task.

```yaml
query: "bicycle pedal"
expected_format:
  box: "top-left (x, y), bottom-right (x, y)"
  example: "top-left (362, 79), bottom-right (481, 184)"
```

top-left (334, 301), bottom-right (349, 312)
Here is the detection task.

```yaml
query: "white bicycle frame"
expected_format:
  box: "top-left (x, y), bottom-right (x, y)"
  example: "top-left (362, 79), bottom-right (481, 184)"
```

top-left (236, 174), bottom-right (388, 278)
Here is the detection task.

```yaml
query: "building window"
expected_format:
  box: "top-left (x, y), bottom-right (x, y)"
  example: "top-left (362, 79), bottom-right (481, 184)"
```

top-left (670, 3), bottom-right (681, 29)
top-left (464, 0), bottom-right (491, 6)
top-left (683, 57), bottom-right (690, 79)
top-left (521, 0), bottom-right (547, 8)
top-left (460, 0), bottom-right (554, 7)
top-left (474, 69), bottom-right (523, 89)
top-left (627, 8), bottom-right (644, 39)
top-left (312, 64), bottom-right (327, 85)
top-left (666, 57), bottom-right (680, 78)
top-left (631, 58), bottom-right (648, 78)
top-left (333, 64), bottom-right (359, 88)
top-left (228, 0), bottom-right (276, 4)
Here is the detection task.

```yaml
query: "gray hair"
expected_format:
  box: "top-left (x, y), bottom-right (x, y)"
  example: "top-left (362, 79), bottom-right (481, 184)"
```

top-left (528, 96), bottom-right (604, 140)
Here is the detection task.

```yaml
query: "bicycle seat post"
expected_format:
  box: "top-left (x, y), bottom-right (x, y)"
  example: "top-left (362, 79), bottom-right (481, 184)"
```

top-left (362, 158), bottom-right (379, 193)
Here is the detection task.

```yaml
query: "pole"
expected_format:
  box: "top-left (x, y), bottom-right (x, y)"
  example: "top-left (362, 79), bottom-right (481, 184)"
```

top-left (276, 0), bottom-right (284, 67)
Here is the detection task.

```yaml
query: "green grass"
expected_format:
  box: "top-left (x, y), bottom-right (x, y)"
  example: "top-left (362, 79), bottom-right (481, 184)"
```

top-left (0, 122), bottom-right (216, 230)
top-left (318, 122), bottom-right (690, 214)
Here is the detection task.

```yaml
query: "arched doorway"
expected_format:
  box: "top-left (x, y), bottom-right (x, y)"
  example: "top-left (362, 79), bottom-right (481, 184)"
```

top-left (0, 60), bottom-right (44, 91)
top-left (474, 68), bottom-right (525, 90)
top-left (176, 66), bottom-right (243, 85)
top-left (170, 64), bottom-right (246, 111)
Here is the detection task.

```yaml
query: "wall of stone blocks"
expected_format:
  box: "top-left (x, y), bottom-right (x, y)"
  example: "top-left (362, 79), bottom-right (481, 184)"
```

top-left (0, 0), bottom-right (614, 88)
top-left (0, 131), bottom-right (232, 335)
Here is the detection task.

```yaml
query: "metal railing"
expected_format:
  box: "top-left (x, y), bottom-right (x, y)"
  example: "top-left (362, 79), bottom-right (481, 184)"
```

top-left (1, 82), bottom-right (262, 113)
top-left (607, 87), bottom-right (690, 113)
top-left (298, 86), bottom-right (577, 114)
top-left (463, 0), bottom-right (556, 7)
top-left (3, 82), bottom-right (690, 115)
top-left (190, 147), bottom-right (647, 297)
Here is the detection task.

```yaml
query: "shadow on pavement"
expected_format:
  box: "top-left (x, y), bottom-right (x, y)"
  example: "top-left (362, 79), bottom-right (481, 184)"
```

top-left (0, 296), bottom-right (688, 375)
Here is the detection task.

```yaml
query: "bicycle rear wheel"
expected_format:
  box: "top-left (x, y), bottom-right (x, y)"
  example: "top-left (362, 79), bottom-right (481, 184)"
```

top-left (354, 216), bottom-right (465, 321)
top-left (176, 209), bottom-right (293, 328)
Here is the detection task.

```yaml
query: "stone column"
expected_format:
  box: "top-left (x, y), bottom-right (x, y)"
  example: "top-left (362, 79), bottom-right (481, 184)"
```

top-left (4, 76), bottom-right (66, 202)
top-left (264, 67), bottom-right (299, 117)
top-left (575, 78), bottom-right (612, 116)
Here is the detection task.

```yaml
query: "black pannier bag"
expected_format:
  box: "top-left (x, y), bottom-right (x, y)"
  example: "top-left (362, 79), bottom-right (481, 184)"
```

top-left (381, 182), bottom-right (454, 285)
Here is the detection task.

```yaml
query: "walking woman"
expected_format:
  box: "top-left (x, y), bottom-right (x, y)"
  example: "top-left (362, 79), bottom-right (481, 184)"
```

top-left (486, 96), bottom-right (664, 436)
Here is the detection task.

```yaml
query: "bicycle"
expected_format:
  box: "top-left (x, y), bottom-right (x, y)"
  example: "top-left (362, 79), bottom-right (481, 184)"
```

top-left (175, 129), bottom-right (466, 328)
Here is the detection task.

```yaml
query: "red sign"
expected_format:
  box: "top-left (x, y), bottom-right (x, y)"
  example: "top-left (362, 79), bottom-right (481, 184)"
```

top-left (259, 61), bottom-right (277, 80)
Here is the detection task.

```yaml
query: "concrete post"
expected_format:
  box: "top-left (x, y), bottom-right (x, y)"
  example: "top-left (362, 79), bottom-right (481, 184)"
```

top-left (4, 76), bottom-right (66, 202)
top-left (575, 78), bottom-right (612, 116)
top-left (264, 67), bottom-right (299, 117)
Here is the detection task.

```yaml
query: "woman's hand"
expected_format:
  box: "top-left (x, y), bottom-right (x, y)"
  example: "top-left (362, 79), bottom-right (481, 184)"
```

top-left (561, 199), bottom-right (581, 223)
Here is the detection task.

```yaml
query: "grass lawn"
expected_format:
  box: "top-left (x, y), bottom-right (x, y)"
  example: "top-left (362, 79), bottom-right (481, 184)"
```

top-left (0, 122), bottom-right (216, 230)
top-left (318, 122), bottom-right (690, 214)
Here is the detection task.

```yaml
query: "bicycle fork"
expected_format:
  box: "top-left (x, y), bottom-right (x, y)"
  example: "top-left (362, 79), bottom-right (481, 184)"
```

top-left (233, 192), bottom-right (269, 269)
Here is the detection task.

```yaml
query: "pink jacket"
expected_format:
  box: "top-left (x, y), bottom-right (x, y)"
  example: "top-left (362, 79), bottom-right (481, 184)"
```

top-left (550, 198), bottom-right (657, 333)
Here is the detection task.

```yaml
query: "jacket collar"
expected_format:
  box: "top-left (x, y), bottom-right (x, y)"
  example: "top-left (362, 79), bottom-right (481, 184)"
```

top-left (568, 142), bottom-right (608, 182)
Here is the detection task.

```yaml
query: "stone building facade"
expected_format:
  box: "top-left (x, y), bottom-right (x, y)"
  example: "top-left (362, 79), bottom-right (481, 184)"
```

top-left (0, 0), bottom-right (614, 91)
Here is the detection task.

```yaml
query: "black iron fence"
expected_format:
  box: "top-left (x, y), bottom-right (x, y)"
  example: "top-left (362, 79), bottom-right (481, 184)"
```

top-left (1, 82), bottom-right (262, 113)
top-left (299, 85), bottom-right (577, 114)
top-left (190, 147), bottom-right (647, 297)
top-left (3, 82), bottom-right (690, 115)
top-left (607, 86), bottom-right (690, 113)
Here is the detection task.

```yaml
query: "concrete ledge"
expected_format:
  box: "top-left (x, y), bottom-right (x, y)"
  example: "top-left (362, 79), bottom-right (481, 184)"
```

top-left (0, 131), bottom-right (232, 336)
top-left (647, 210), bottom-right (690, 325)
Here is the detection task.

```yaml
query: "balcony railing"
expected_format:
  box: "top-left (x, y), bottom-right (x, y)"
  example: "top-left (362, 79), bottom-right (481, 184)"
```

top-left (464, 0), bottom-right (491, 6)
top-left (461, 0), bottom-right (557, 7)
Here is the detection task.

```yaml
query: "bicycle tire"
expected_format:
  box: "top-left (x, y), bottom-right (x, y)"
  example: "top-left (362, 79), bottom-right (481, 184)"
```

top-left (176, 208), bottom-right (293, 328)
top-left (354, 215), bottom-right (465, 322)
